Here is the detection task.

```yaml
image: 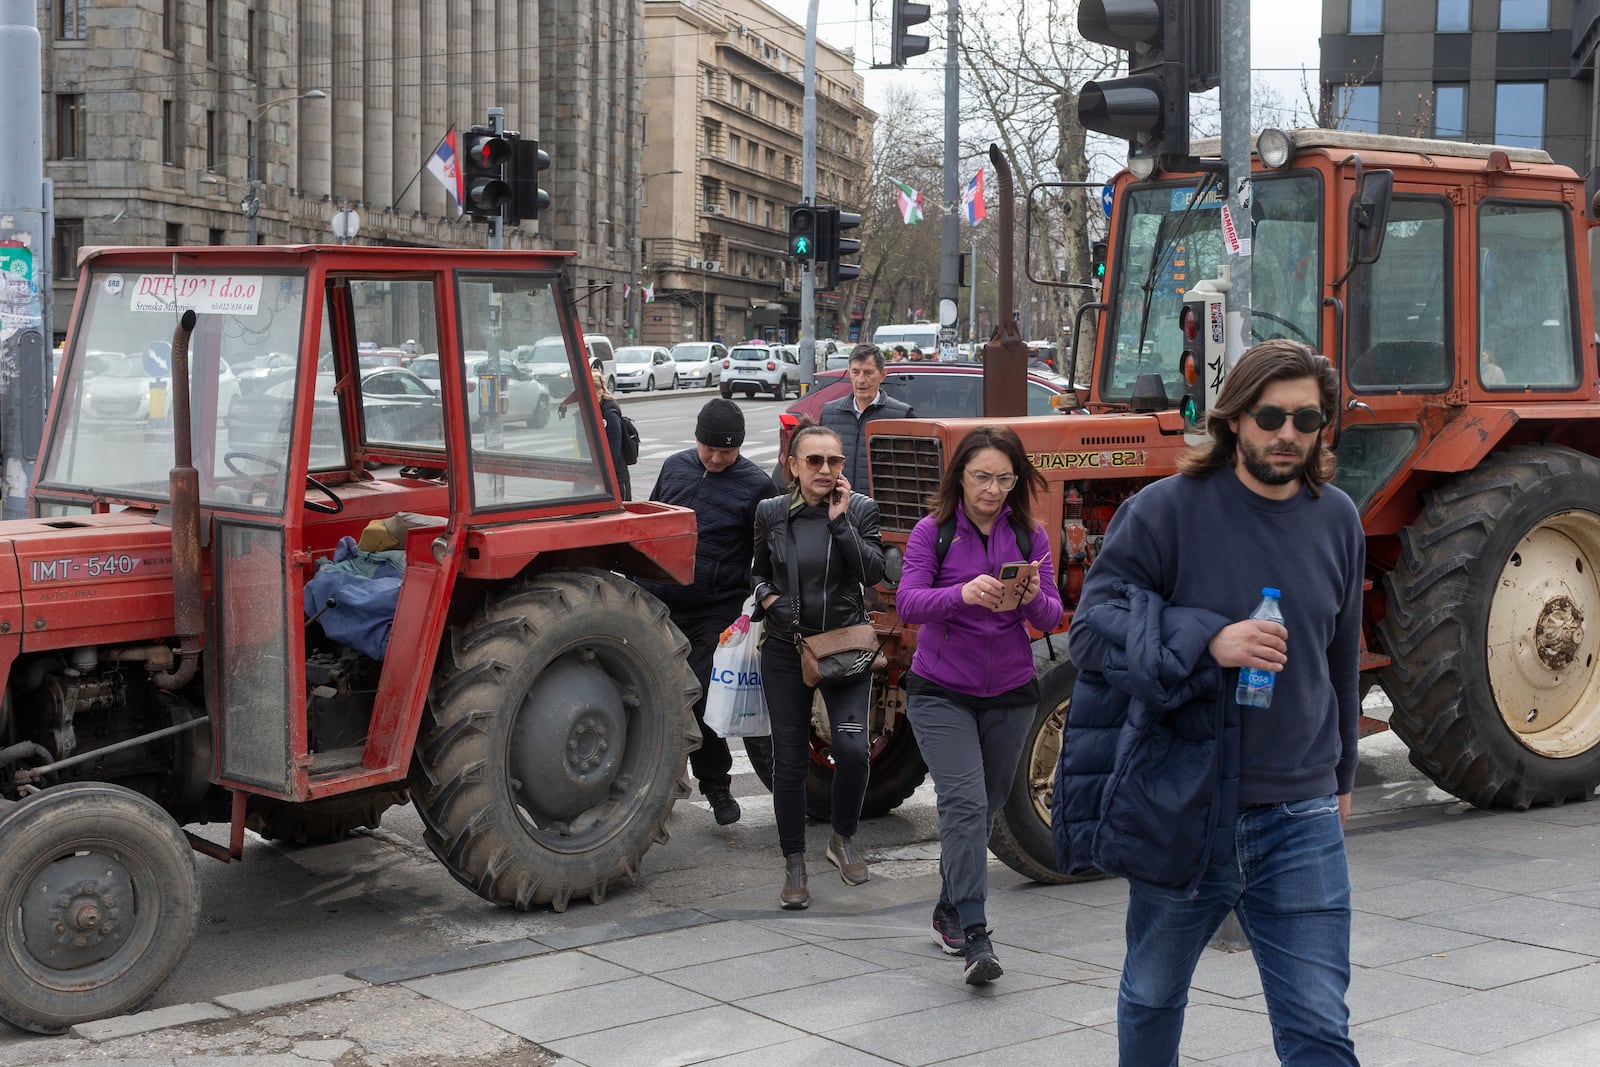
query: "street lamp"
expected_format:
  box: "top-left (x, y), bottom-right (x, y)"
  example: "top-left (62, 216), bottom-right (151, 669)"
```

top-left (246, 88), bottom-right (326, 244)
top-left (629, 167), bottom-right (682, 341)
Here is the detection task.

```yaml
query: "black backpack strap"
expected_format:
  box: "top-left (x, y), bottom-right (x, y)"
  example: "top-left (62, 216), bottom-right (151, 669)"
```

top-left (934, 516), bottom-right (957, 575)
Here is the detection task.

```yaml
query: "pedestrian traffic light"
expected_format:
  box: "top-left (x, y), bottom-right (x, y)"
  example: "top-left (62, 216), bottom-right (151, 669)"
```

top-left (1178, 279), bottom-right (1225, 442)
top-left (788, 204), bottom-right (818, 261)
top-left (506, 137), bottom-right (552, 226)
top-left (1077, 0), bottom-right (1220, 166)
top-left (1091, 240), bottom-right (1108, 280)
top-left (891, 2), bottom-right (932, 67)
top-left (461, 125), bottom-right (512, 220)
top-left (826, 209), bottom-right (862, 290)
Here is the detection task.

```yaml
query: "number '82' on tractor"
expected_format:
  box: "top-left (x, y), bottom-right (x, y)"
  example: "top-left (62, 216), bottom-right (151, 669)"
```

top-left (0, 245), bottom-right (700, 1033)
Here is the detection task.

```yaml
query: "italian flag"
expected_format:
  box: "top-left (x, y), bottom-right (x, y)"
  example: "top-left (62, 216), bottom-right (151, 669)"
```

top-left (890, 178), bottom-right (923, 224)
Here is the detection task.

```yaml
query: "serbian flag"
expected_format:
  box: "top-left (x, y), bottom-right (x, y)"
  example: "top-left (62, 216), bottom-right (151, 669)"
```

top-left (643, 284), bottom-right (656, 303)
top-left (963, 169), bottom-right (987, 224)
top-left (890, 178), bottom-right (923, 224)
top-left (426, 127), bottom-right (464, 215)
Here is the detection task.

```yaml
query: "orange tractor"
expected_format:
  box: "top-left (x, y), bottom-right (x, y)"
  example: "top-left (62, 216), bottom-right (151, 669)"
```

top-left (770, 130), bottom-right (1600, 885)
top-left (0, 245), bottom-right (699, 1032)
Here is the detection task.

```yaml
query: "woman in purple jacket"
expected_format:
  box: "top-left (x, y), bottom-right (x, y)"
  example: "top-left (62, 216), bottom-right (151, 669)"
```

top-left (896, 426), bottom-right (1063, 985)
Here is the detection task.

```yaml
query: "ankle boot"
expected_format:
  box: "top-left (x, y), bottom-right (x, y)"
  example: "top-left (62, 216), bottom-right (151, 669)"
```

top-left (780, 853), bottom-right (809, 909)
top-left (826, 832), bottom-right (869, 885)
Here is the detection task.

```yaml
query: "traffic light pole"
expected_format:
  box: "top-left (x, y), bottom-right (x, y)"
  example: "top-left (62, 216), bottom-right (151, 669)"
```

top-left (488, 107), bottom-right (506, 252)
top-left (937, 0), bottom-right (960, 358)
top-left (1220, 0), bottom-right (1251, 366)
top-left (799, 0), bottom-right (819, 388)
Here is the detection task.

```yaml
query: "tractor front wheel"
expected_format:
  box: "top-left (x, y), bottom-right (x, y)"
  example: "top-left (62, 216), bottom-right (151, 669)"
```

top-left (1381, 445), bottom-right (1600, 808)
top-left (410, 570), bottom-right (698, 912)
top-left (0, 783), bottom-right (199, 1034)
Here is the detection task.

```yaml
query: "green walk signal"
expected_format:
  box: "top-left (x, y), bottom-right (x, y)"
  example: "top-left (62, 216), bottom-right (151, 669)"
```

top-left (793, 235), bottom-right (810, 256)
top-left (788, 205), bottom-right (818, 262)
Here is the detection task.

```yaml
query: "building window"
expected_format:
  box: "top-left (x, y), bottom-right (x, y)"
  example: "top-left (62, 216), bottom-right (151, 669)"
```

top-left (1437, 0), bottom-right (1469, 30)
top-left (166, 223), bottom-right (183, 246)
top-left (702, 67), bottom-right (712, 96)
top-left (163, 0), bottom-right (174, 49)
top-left (1350, 0), bottom-right (1382, 33)
top-left (206, 109), bottom-right (218, 170)
top-left (727, 133), bottom-right (740, 164)
top-left (209, 227), bottom-right (226, 247)
top-left (1494, 82), bottom-right (1544, 147)
top-left (764, 202), bottom-right (773, 228)
top-left (728, 190), bottom-right (740, 215)
top-left (53, 219), bottom-right (83, 280)
top-left (1500, 0), bottom-right (1548, 29)
top-left (247, 9), bottom-right (256, 74)
top-left (56, 0), bottom-right (85, 40)
top-left (162, 100), bottom-right (176, 165)
top-left (54, 94), bottom-right (85, 159)
top-left (1337, 85), bottom-right (1381, 133)
top-left (206, 0), bottom-right (216, 59)
top-left (1434, 85), bottom-right (1465, 138)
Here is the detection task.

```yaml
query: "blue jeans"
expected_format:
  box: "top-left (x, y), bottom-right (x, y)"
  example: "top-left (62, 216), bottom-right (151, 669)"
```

top-left (1118, 795), bottom-right (1358, 1067)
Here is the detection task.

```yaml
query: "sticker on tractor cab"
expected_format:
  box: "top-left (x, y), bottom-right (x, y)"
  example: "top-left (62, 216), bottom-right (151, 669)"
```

top-left (28, 551), bottom-right (173, 584)
top-left (1027, 449), bottom-right (1147, 471)
top-left (129, 275), bottom-right (264, 316)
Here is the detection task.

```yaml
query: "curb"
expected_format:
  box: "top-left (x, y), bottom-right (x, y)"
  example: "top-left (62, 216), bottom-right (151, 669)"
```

top-left (613, 385), bottom-right (716, 405)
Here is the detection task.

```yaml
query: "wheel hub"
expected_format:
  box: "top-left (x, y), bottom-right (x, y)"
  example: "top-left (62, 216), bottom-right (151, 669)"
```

top-left (20, 853), bottom-right (132, 969)
top-left (509, 651), bottom-right (628, 824)
top-left (1534, 595), bottom-right (1584, 670)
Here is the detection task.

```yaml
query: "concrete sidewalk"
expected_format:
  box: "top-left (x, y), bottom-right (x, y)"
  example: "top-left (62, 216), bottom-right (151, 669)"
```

top-left (5, 795), bottom-right (1599, 1066)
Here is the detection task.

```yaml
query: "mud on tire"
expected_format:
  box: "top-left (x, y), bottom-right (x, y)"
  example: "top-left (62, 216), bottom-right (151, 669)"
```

top-left (1380, 445), bottom-right (1600, 808)
top-left (409, 569), bottom-right (699, 912)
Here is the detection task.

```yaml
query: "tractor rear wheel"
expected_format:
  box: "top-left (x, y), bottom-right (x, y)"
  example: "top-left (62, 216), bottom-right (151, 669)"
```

top-left (410, 569), bottom-right (698, 912)
top-left (742, 682), bottom-right (928, 819)
top-left (245, 787), bottom-right (408, 846)
top-left (0, 783), bottom-right (198, 1034)
top-left (989, 651), bottom-right (1100, 884)
top-left (1381, 445), bottom-right (1600, 808)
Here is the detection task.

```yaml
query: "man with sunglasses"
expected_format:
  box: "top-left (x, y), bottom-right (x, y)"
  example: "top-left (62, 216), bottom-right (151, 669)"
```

top-left (820, 343), bottom-right (914, 493)
top-left (1065, 339), bottom-right (1364, 1065)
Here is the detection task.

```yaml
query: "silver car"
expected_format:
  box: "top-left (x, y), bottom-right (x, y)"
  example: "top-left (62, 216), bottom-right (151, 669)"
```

top-left (672, 341), bottom-right (726, 387)
top-left (720, 342), bottom-right (802, 400)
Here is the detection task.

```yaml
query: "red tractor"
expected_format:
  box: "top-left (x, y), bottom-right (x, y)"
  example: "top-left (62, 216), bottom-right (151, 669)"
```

top-left (0, 245), bottom-right (699, 1032)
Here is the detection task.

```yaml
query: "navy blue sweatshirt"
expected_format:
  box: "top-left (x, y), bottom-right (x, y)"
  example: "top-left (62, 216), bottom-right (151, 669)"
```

top-left (1068, 465), bottom-right (1365, 803)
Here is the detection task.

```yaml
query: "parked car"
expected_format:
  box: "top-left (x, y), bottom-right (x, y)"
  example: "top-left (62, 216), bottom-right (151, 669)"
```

top-left (231, 351), bottom-right (298, 402)
top-left (464, 356), bottom-right (551, 428)
top-left (83, 350), bottom-right (241, 425)
top-left (229, 365), bottom-right (443, 460)
top-left (720, 341), bottom-right (802, 400)
top-left (583, 334), bottom-right (616, 393)
top-left (613, 345), bottom-right (678, 391)
top-left (671, 341), bottom-right (726, 387)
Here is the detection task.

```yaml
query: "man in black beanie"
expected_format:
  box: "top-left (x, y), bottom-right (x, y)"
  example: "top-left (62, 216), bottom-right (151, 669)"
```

top-left (636, 398), bottom-right (779, 824)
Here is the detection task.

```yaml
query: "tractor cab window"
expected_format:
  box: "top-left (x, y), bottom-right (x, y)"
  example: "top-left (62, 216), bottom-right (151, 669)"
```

top-left (1100, 172), bottom-right (1321, 403)
top-left (1478, 201), bottom-right (1579, 390)
top-left (455, 273), bottom-right (617, 509)
top-left (40, 268), bottom-right (309, 513)
top-left (1348, 196), bottom-right (1452, 391)
top-left (346, 278), bottom-right (445, 452)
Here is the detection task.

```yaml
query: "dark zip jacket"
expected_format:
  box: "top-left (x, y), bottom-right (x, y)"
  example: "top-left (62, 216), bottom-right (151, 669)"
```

top-left (819, 391), bottom-right (914, 491)
top-left (750, 491), bottom-right (885, 641)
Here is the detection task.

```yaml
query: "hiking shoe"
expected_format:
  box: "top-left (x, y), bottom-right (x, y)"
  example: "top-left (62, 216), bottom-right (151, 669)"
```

top-left (706, 787), bottom-right (741, 826)
top-left (932, 902), bottom-right (965, 956)
top-left (826, 832), bottom-right (869, 884)
top-left (963, 926), bottom-right (1003, 985)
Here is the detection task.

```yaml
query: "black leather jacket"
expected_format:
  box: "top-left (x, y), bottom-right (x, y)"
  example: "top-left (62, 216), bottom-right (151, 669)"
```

top-left (751, 491), bottom-right (885, 641)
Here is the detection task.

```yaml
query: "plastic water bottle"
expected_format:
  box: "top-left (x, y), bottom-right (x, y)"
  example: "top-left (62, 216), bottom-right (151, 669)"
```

top-left (1236, 588), bottom-right (1284, 709)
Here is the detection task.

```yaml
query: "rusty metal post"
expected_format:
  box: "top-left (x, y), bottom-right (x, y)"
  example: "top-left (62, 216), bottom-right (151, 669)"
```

top-left (155, 309), bottom-right (203, 690)
top-left (982, 143), bottom-right (1029, 418)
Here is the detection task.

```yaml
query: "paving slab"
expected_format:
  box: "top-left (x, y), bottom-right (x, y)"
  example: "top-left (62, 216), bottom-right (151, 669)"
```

top-left (936, 1022), bottom-right (1118, 1066)
top-left (473, 974), bottom-right (715, 1043)
top-left (212, 973), bottom-right (366, 1014)
top-left (654, 941), bottom-right (884, 1001)
top-left (1384, 938), bottom-right (1597, 990)
top-left (734, 966), bottom-right (975, 1033)
top-left (401, 950), bottom-right (633, 1010)
top-left (70, 1002), bottom-right (233, 1042)
top-left (580, 919), bottom-right (806, 974)
top-left (531, 907), bottom-right (719, 951)
top-left (544, 1004), bottom-right (806, 1067)
top-left (347, 936), bottom-right (551, 985)
top-left (828, 990), bottom-right (1079, 1066)
top-left (1494, 960), bottom-right (1600, 1013)
top-left (1353, 877), bottom-right (1512, 920)
top-left (693, 1034), bottom-right (894, 1065)
top-left (1355, 988), bottom-right (1595, 1056)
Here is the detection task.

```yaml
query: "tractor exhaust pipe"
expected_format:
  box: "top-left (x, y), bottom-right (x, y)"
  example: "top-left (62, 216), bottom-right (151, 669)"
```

top-left (981, 143), bottom-right (1029, 418)
top-left (154, 309), bottom-right (202, 691)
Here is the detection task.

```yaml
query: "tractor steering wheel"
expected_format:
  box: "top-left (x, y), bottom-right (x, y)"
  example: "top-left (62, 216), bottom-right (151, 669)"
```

top-left (223, 450), bottom-right (344, 515)
top-left (1249, 310), bottom-right (1314, 346)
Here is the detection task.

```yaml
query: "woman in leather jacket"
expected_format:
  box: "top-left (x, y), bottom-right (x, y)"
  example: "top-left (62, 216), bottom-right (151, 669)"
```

top-left (751, 420), bottom-right (885, 909)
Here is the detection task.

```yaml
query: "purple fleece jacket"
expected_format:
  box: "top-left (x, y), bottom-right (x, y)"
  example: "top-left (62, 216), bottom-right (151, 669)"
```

top-left (896, 503), bottom-right (1064, 697)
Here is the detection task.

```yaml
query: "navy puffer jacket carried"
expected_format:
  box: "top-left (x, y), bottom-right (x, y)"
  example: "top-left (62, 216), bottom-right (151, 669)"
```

top-left (1054, 583), bottom-right (1238, 896)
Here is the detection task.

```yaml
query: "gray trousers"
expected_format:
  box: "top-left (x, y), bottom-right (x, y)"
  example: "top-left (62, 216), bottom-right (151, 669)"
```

top-left (906, 688), bottom-right (1035, 931)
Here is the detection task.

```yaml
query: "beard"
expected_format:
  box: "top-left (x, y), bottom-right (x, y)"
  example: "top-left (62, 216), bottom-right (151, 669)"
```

top-left (1238, 437), bottom-right (1308, 486)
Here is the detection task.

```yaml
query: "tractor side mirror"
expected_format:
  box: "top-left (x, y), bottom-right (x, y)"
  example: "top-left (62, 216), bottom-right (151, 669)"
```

top-left (1348, 169), bottom-right (1394, 268)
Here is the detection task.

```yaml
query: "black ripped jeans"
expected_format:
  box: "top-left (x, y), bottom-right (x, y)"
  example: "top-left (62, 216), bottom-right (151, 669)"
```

top-left (759, 635), bottom-right (872, 857)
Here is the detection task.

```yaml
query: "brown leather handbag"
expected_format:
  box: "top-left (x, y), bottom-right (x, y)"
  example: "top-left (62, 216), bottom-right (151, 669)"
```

top-left (786, 523), bottom-right (884, 687)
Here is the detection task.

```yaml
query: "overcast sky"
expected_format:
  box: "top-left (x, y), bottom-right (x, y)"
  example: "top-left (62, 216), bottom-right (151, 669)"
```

top-left (811, 0), bottom-right (1323, 121)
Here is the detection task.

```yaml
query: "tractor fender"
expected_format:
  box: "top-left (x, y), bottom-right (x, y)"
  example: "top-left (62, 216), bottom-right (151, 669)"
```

top-left (1409, 403), bottom-right (1599, 473)
top-left (458, 501), bottom-right (697, 584)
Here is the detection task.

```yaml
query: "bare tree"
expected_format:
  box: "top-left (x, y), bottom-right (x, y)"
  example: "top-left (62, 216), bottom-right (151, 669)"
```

top-left (856, 85), bottom-right (945, 333)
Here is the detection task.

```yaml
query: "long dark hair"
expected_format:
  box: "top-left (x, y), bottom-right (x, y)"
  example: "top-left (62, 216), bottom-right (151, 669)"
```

top-left (930, 426), bottom-right (1045, 532)
top-left (1176, 338), bottom-right (1338, 494)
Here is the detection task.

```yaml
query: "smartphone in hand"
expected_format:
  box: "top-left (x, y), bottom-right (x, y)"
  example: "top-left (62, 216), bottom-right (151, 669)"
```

top-left (993, 561), bottom-right (1032, 611)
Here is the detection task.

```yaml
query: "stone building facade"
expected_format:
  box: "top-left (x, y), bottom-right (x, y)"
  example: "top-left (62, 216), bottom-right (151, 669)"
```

top-left (639, 0), bottom-right (875, 346)
top-left (40, 0), bottom-right (640, 341)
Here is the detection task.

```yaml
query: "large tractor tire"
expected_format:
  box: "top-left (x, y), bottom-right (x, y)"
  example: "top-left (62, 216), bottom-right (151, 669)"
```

top-left (1381, 445), bottom-right (1600, 808)
top-left (742, 681), bottom-right (928, 820)
top-left (0, 783), bottom-right (199, 1034)
top-left (988, 648), bottom-right (1100, 884)
top-left (245, 787), bottom-right (409, 846)
top-left (409, 570), bottom-right (699, 912)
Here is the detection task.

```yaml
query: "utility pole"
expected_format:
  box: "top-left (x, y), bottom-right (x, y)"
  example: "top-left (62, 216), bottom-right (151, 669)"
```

top-left (0, 0), bottom-right (51, 519)
top-left (799, 0), bottom-right (819, 388)
top-left (937, 0), bottom-right (960, 359)
top-left (1220, 0), bottom-right (1252, 365)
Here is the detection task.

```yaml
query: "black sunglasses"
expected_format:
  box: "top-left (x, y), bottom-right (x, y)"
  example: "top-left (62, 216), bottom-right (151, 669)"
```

top-left (1246, 406), bottom-right (1326, 433)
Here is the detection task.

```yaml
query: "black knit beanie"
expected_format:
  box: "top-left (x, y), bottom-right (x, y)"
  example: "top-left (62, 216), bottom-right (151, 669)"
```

top-left (695, 398), bottom-right (746, 447)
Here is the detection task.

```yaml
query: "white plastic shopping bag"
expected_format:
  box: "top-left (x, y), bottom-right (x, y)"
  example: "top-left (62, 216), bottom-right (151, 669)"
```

top-left (704, 597), bottom-right (769, 738)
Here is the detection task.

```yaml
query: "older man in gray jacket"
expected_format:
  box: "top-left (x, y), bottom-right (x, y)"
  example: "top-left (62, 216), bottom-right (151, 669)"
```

top-left (819, 343), bottom-right (915, 492)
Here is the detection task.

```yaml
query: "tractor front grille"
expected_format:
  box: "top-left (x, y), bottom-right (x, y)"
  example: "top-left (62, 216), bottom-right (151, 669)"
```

top-left (868, 435), bottom-right (943, 533)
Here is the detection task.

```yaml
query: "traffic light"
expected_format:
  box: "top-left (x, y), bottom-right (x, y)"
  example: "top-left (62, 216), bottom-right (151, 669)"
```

top-left (1091, 240), bottom-right (1108, 281)
top-left (1177, 279), bottom-right (1226, 442)
top-left (1077, 0), bottom-right (1221, 165)
top-left (828, 209), bottom-right (862, 290)
top-left (788, 204), bottom-right (818, 261)
top-left (461, 125), bottom-right (512, 220)
top-left (891, 2), bottom-right (932, 67)
top-left (506, 138), bottom-right (552, 226)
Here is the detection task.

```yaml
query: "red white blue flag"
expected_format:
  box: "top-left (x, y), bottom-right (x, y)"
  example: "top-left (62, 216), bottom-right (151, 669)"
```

top-left (963, 169), bottom-right (987, 225)
top-left (426, 126), bottom-right (464, 216)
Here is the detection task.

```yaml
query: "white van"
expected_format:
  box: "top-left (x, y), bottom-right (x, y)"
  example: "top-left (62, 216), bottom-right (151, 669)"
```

top-left (872, 323), bottom-right (940, 353)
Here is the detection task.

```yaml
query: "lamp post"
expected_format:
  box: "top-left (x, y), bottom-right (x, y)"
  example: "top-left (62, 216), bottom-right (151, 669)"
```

top-left (246, 89), bottom-right (326, 244)
top-left (628, 167), bottom-right (682, 341)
